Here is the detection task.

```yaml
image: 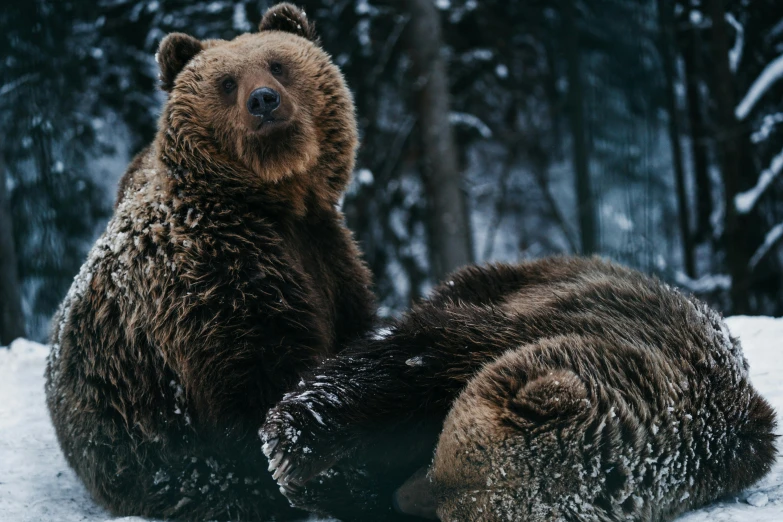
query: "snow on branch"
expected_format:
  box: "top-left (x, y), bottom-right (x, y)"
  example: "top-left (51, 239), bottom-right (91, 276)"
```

top-left (750, 222), bottom-right (783, 270)
top-left (449, 112), bottom-right (493, 138)
top-left (735, 53), bottom-right (783, 120)
top-left (751, 112), bottom-right (783, 144)
top-left (675, 272), bottom-right (732, 293)
top-left (735, 146), bottom-right (783, 214)
top-left (726, 13), bottom-right (744, 73)
top-left (0, 73), bottom-right (39, 98)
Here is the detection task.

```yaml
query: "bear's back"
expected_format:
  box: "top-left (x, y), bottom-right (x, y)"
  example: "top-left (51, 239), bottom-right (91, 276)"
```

top-left (427, 258), bottom-right (776, 522)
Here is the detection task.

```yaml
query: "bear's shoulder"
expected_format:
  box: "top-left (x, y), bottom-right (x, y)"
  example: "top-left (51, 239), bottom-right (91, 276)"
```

top-left (115, 145), bottom-right (158, 209)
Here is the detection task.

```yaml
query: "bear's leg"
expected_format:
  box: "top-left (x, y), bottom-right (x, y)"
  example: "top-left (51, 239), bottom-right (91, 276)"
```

top-left (260, 259), bottom-right (616, 517)
top-left (260, 301), bottom-right (526, 517)
top-left (262, 301), bottom-right (520, 479)
top-left (262, 257), bottom-right (617, 489)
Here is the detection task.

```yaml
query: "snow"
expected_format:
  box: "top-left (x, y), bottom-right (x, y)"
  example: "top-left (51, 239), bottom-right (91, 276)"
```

top-left (751, 112), bottom-right (783, 144)
top-left (674, 272), bottom-right (732, 293)
top-left (405, 356), bottom-right (425, 367)
top-left (747, 492), bottom-right (769, 508)
top-left (0, 72), bottom-right (38, 98)
top-left (750, 222), bottom-right (783, 270)
top-left (735, 146), bottom-right (783, 214)
top-left (735, 53), bottom-right (783, 121)
top-left (356, 18), bottom-right (371, 48)
top-left (726, 13), bottom-right (744, 73)
top-left (354, 0), bottom-right (373, 16)
top-left (460, 48), bottom-right (494, 63)
top-left (2, 316), bottom-right (783, 522)
top-left (231, 3), bottom-right (251, 32)
top-left (449, 111), bottom-right (493, 138)
top-left (356, 168), bottom-right (374, 186)
top-left (371, 326), bottom-right (393, 340)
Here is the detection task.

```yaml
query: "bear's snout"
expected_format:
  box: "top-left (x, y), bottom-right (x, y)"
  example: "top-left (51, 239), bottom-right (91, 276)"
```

top-left (247, 87), bottom-right (281, 119)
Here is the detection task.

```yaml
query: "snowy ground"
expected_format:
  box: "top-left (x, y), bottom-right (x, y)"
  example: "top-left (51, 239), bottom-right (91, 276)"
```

top-left (1, 316), bottom-right (781, 522)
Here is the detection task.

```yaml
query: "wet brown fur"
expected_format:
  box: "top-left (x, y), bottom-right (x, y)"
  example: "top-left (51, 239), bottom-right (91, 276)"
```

top-left (45, 4), bottom-right (375, 520)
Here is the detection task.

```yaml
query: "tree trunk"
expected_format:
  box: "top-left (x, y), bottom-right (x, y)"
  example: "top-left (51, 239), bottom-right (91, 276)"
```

top-left (704, 0), bottom-right (751, 313)
top-left (404, 0), bottom-right (473, 281)
top-left (0, 159), bottom-right (26, 345)
top-left (562, 0), bottom-right (598, 255)
top-left (657, 0), bottom-right (695, 277)
top-left (681, 11), bottom-right (714, 243)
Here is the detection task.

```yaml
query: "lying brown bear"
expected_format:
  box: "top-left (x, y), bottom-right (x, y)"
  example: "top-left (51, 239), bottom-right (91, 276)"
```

top-left (45, 3), bottom-right (376, 520)
top-left (263, 256), bottom-right (777, 521)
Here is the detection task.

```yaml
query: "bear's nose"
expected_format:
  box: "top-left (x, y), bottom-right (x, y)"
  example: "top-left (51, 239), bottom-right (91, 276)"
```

top-left (247, 87), bottom-right (281, 117)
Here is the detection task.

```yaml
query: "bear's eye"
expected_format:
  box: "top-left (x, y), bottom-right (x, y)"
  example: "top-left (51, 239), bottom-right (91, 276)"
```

top-left (270, 62), bottom-right (283, 76)
top-left (221, 78), bottom-right (237, 94)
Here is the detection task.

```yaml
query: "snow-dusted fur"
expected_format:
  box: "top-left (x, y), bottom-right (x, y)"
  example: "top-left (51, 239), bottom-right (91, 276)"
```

top-left (262, 257), bottom-right (777, 521)
top-left (45, 4), bottom-right (375, 521)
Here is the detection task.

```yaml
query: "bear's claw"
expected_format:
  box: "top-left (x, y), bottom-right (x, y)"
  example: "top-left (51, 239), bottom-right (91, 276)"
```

top-left (261, 397), bottom-right (350, 498)
top-left (262, 437), bottom-right (278, 457)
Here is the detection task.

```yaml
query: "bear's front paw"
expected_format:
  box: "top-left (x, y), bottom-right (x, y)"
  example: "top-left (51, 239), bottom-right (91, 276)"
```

top-left (260, 391), bottom-right (351, 493)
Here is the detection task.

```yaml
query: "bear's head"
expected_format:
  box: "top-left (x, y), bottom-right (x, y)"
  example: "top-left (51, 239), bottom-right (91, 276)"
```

top-left (155, 3), bottom-right (356, 209)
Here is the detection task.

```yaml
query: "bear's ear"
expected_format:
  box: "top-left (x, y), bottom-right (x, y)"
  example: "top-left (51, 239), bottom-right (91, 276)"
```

top-left (157, 33), bottom-right (204, 92)
top-left (259, 3), bottom-right (319, 44)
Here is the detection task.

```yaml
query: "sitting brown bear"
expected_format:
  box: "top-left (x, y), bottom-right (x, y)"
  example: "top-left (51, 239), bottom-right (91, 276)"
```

top-left (45, 4), bottom-right (376, 520)
top-left (262, 257), bottom-right (777, 521)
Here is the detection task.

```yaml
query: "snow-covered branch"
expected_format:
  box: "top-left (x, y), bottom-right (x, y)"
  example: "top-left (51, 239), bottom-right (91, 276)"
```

top-left (751, 112), bottom-right (783, 144)
top-left (735, 146), bottom-right (783, 214)
top-left (735, 53), bottom-right (783, 120)
top-left (449, 112), bottom-right (493, 138)
top-left (0, 73), bottom-right (39, 98)
top-left (675, 272), bottom-right (732, 293)
top-left (726, 13), bottom-right (744, 73)
top-left (750, 222), bottom-right (783, 270)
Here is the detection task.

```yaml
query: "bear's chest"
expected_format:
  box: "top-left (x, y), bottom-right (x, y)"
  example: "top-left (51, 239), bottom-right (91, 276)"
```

top-left (279, 217), bottom-right (341, 336)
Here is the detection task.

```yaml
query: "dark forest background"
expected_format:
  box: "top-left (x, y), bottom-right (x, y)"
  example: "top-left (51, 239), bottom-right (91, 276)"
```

top-left (1, 0), bottom-right (783, 343)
